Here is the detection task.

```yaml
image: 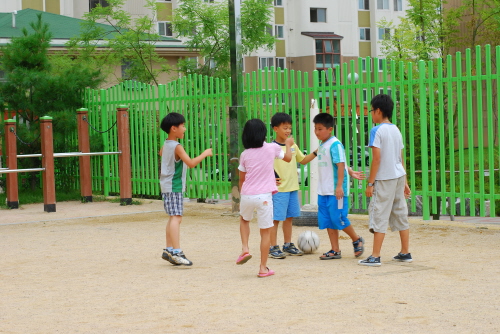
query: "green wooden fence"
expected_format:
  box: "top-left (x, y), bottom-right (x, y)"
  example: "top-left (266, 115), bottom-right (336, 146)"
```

top-left (84, 45), bottom-right (500, 219)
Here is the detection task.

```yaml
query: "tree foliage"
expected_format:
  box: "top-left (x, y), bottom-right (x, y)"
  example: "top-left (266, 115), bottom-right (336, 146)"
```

top-left (378, 0), bottom-right (461, 63)
top-left (173, 0), bottom-right (275, 78)
top-left (0, 14), bottom-right (103, 190)
top-left (68, 0), bottom-right (169, 85)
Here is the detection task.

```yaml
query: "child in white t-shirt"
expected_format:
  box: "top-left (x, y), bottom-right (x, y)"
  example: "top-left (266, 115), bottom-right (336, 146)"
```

top-left (235, 119), bottom-right (293, 277)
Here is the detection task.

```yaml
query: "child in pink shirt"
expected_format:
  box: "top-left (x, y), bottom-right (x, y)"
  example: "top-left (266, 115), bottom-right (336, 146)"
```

top-left (236, 119), bottom-right (293, 277)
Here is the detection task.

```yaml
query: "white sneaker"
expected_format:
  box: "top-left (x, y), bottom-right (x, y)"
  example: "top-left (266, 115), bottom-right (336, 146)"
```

top-left (171, 251), bottom-right (193, 266)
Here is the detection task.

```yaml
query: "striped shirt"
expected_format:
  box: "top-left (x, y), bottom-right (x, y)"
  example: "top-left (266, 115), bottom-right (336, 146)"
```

top-left (160, 140), bottom-right (187, 193)
top-left (317, 136), bottom-right (349, 196)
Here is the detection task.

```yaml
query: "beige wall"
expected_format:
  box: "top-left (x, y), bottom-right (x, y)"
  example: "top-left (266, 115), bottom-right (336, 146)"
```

top-left (358, 42), bottom-right (371, 57)
top-left (276, 40), bottom-right (286, 57)
top-left (274, 7), bottom-right (284, 25)
top-left (23, 0), bottom-right (43, 11)
top-left (157, 2), bottom-right (173, 21)
top-left (357, 11), bottom-right (370, 27)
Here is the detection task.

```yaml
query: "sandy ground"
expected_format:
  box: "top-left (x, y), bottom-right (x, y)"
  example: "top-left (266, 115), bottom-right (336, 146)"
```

top-left (1, 199), bottom-right (499, 333)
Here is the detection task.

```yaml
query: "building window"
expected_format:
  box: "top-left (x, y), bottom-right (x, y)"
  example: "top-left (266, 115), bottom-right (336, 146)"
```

top-left (0, 69), bottom-right (7, 82)
top-left (259, 57), bottom-right (274, 69)
top-left (394, 0), bottom-right (402, 11)
top-left (378, 28), bottom-right (390, 40)
top-left (379, 87), bottom-right (392, 96)
top-left (266, 24), bottom-right (273, 36)
top-left (310, 8), bottom-right (326, 23)
top-left (315, 39), bottom-right (341, 84)
top-left (274, 0), bottom-right (283, 6)
top-left (358, 0), bottom-right (369, 10)
top-left (275, 25), bottom-right (284, 39)
top-left (377, 0), bottom-right (389, 10)
top-left (359, 28), bottom-right (371, 41)
top-left (205, 57), bottom-right (216, 69)
top-left (361, 58), bottom-right (372, 72)
top-left (158, 22), bottom-right (173, 37)
top-left (89, 0), bottom-right (109, 10)
top-left (262, 90), bottom-right (285, 105)
top-left (276, 57), bottom-right (286, 69)
top-left (377, 58), bottom-right (385, 71)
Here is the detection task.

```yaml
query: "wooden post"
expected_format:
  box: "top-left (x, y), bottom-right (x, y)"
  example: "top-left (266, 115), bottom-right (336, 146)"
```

top-left (4, 119), bottom-right (19, 209)
top-left (40, 116), bottom-right (56, 212)
top-left (116, 105), bottom-right (132, 205)
top-left (77, 108), bottom-right (92, 202)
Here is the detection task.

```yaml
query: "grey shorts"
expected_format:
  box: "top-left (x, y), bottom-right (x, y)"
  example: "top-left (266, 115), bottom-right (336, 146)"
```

top-left (162, 192), bottom-right (183, 216)
top-left (368, 176), bottom-right (409, 233)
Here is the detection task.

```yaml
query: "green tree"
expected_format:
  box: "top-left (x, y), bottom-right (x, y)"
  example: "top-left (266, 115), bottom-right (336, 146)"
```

top-left (447, 0), bottom-right (500, 51)
top-left (68, 0), bottom-right (169, 85)
top-left (0, 14), bottom-right (103, 190)
top-left (172, 0), bottom-right (275, 78)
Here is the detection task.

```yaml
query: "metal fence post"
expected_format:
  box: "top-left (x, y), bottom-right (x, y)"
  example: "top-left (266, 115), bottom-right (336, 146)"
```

top-left (77, 108), bottom-right (92, 202)
top-left (40, 116), bottom-right (56, 212)
top-left (116, 105), bottom-right (132, 205)
top-left (4, 119), bottom-right (19, 209)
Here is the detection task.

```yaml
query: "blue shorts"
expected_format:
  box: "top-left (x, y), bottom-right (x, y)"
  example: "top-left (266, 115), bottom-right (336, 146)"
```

top-left (272, 191), bottom-right (301, 221)
top-left (317, 195), bottom-right (350, 230)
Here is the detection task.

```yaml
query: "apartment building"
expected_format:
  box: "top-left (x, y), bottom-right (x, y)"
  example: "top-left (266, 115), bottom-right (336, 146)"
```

top-left (1, 0), bottom-right (408, 79)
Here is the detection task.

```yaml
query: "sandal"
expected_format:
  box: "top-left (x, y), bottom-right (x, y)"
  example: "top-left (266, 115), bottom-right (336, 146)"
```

top-left (236, 252), bottom-right (252, 265)
top-left (319, 250), bottom-right (342, 260)
top-left (353, 236), bottom-right (364, 258)
top-left (257, 267), bottom-right (275, 277)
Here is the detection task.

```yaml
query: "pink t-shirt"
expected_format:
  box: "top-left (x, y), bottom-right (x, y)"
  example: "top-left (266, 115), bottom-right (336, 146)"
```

top-left (238, 142), bottom-right (285, 195)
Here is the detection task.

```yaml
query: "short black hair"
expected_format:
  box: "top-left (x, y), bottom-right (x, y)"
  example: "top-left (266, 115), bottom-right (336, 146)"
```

top-left (371, 94), bottom-right (394, 119)
top-left (313, 112), bottom-right (334, 128)
top-left (160, 112), bottom-right (185, 134)
top-left (242, 119), bottom-right (267, 149)
top-left (271, 112), bottom-right (292, 128)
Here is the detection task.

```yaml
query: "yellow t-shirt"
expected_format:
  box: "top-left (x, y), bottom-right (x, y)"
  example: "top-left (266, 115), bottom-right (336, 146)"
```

top-left (273, 142), bottom-right (305, 192)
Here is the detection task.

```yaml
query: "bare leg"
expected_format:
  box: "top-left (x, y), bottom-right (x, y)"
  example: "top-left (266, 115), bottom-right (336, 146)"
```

top-left (371, 232), bottom-right (385, 258)
top-left (270, 220), bottom-right (280, 246)
top-left (282, 217), bottom-right (293, 244)
top-left (327, 228), bottom-right (340, 252)
top-left (342, 225), bottom-right (364, 256)
top-left (166, 216), bottom-right (172, 247)
top-left (240, 216), bottom-right (250, 255)
top-left (167, 215), bottom-right (182, 249)
top-left (342, 225), bottom-right (360, 242)
top-left (259, 227), bottom-right (272, 273)
top-left (399, 229), bottom-right (410, 254)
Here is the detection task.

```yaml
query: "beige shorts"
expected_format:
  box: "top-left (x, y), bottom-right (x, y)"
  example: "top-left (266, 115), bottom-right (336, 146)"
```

top-left (240, 193), bottom-right (274, 229)
top-left (368, 176), bottom-right (409, 233)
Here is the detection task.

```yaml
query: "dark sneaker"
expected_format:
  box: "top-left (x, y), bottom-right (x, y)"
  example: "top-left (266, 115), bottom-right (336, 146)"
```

top-left (269, 245), bottom-right (286, 259)
top-left (171, 251), bottom-right (193, 266)
top-left (358, 255), bottom-right (381, 266)
top-left (393, 253), bottom-right (413, 262)
top-left (162, 249), bottom-right (180, 266)
top-left (283, 243), bottom-right (304, 256)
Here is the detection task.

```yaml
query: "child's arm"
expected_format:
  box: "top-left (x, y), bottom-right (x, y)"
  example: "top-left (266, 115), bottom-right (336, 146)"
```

top-left (175, 145), bottom-right (213, 168)
top-left (239, 171), bottom-right (246, 190)
top-left (335, 162), bottom-right (345, 199)
top-left (365, 147), bottom-right (381, 197)
top-left (282, 137), bottom-right (294, 162)
top-left (299, 149), bottom-right (318, 165)
top-left (401, 151), bottom-right (411, 198)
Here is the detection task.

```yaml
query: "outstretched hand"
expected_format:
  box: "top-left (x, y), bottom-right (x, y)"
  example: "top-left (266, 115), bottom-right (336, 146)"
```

top-left (204, 148), bottom-right (213, 157)
top-left (350, 170), bottom-right (365, 180)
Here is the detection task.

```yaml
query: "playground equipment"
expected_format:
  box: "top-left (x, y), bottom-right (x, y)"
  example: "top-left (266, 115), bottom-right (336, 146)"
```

top-left (0, 105), bottom-right (132, 212)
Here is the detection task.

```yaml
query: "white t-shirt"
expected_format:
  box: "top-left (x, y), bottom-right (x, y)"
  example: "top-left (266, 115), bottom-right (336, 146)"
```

top-left (317, 136), bottom-right (349, 196)
top-left (368, 123), bottom-right (406, 180)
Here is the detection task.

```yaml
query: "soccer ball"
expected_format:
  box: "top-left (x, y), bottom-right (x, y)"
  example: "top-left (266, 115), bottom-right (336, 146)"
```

top-left (297, 231), bottom-right (320, 254)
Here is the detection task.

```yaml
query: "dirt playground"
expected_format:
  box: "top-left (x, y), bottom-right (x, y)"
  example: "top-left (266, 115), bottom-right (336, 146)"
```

top-left (0, 199), bottom-right (499, 333)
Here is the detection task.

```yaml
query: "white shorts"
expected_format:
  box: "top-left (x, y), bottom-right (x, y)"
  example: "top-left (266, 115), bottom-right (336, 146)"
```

top-left (240, 193), bottom-right (274, 229)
